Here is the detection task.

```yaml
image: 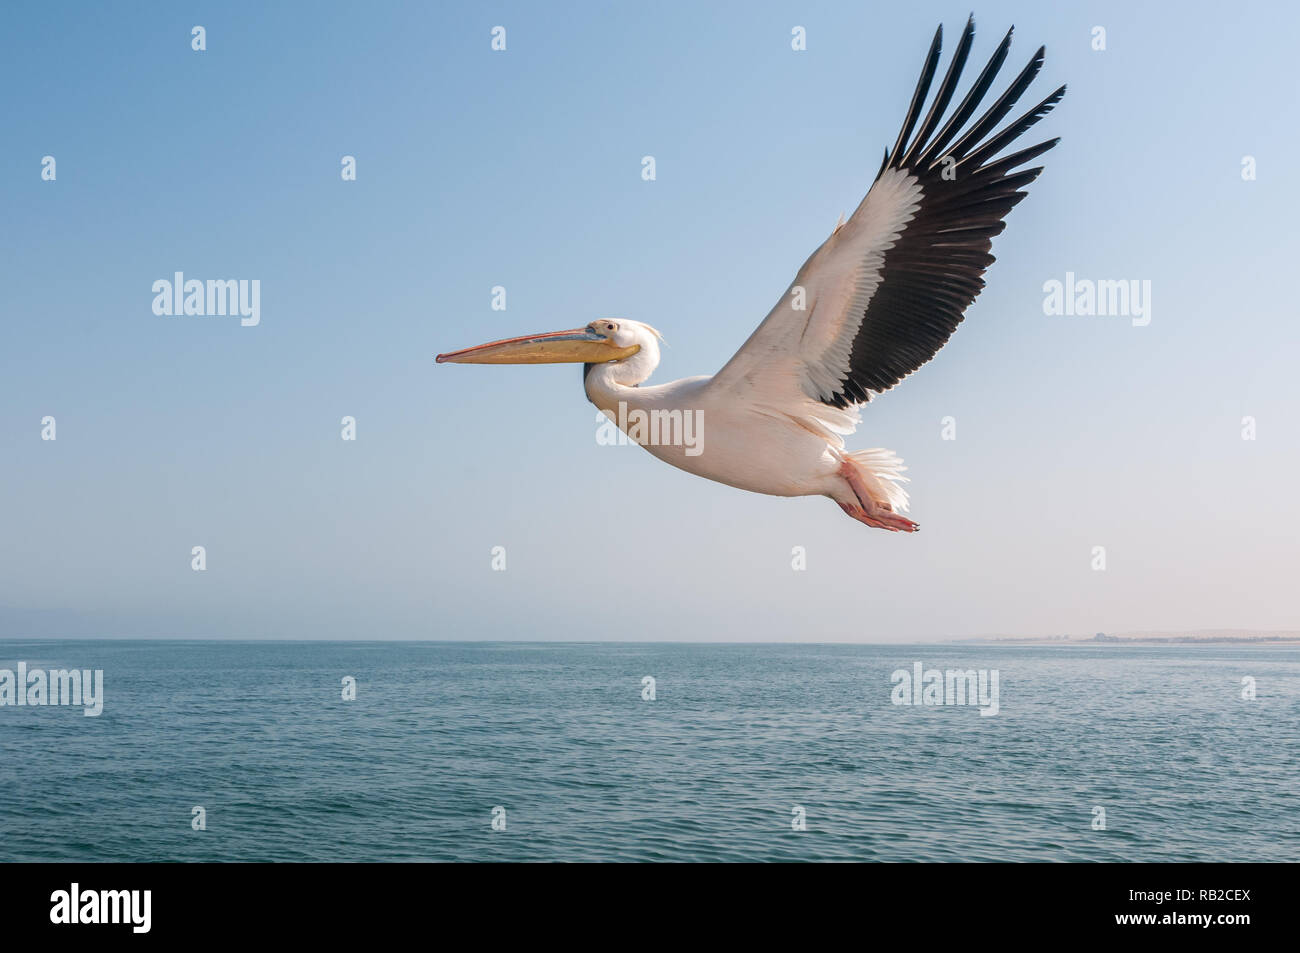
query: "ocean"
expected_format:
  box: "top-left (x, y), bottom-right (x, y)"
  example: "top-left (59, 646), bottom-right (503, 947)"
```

top-left (0, 641), bottom-right (1295, 862)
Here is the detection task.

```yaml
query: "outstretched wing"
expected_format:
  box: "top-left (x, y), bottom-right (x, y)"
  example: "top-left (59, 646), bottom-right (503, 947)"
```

top-left (710, 17), bottom-right (1064, 417)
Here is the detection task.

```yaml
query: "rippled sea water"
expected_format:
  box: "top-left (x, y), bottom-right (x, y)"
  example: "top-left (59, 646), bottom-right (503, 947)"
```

top-left (0, 641), bottom-right (1296, 862)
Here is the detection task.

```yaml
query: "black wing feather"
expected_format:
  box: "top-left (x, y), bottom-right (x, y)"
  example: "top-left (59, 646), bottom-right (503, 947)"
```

top-left (898, 17), bottom-right (976, 169)
top-left (823, 19), bottom-right (1064, 409)
top-left (915, 25), bottom-right (1014, 168)
top-left (887, 25), bottom-right (944, 164)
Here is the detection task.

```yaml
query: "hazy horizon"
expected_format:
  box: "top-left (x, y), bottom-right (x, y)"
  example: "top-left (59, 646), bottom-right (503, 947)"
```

top-left (3, 622), bottom-right (1297, 645)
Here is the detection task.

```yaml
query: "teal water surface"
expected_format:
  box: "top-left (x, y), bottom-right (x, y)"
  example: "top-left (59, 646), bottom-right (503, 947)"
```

top-left (0, 641), bottom-right (1295, 862)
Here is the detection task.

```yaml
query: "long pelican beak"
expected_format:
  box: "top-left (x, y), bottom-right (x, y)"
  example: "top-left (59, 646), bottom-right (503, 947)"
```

top-left (436, 328), bottom-right (640, 365)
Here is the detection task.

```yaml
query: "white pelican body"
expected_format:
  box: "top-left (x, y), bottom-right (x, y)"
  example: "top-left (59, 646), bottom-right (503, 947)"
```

top-left (438, 18), bottom-right (1064, 532)
top-left (582, 347), bottom-right (908, 519)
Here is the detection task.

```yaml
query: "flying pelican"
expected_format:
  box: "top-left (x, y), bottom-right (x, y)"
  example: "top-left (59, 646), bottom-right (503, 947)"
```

top-left (437, 18), bottom-right (1064, 532)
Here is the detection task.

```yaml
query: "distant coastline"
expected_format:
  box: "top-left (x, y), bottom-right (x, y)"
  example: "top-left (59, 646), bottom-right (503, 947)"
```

top-left (958, 630), bottom-right (1300, 646)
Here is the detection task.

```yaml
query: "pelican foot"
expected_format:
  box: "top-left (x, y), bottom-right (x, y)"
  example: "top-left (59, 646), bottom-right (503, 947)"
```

top-left (838, 501), bottom-right (920, 533)
top-left (837, 458), bottom-right (918, 532)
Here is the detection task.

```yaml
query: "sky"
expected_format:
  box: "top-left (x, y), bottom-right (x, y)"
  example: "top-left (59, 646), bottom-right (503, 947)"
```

top-left (1, 1), bottom-right (1296, 641)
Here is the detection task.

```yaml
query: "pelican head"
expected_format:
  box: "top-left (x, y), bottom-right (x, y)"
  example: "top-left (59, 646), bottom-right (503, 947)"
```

top-left (436, 319), bottom-right (659, 366)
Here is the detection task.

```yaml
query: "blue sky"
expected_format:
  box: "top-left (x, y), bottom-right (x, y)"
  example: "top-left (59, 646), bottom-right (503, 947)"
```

top-left (2, 1), bottom-right (1296, 641)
